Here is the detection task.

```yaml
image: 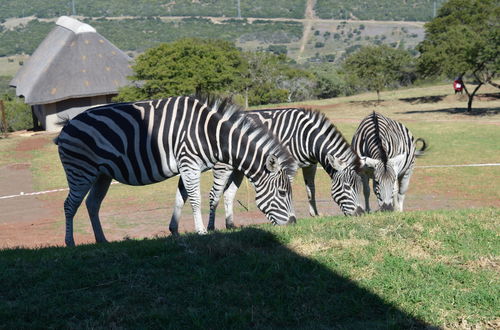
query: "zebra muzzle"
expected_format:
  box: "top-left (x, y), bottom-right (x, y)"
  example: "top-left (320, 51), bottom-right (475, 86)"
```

top-left (380, 203), bottom-right (394, 212)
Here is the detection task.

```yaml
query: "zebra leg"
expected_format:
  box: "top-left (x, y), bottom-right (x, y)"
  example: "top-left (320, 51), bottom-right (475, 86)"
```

top-left (302, 165), bottom-right (320, 217)
top-left (208, 164), bottom-right (234, 231)
top-left (64, 181), bottom-right (94, 247)
top-left (396, 170), bottom-right (413, 212)
top-left (223, 171), bottom-right (244, 229)
top-left (169, 178), bottom-right (188, 236)
top-left (85, 174), bottom-right (112, 244)
top-left (361, 173), bottom-right (371, 213)
top-left (179, 168), bottom-right (207, 235)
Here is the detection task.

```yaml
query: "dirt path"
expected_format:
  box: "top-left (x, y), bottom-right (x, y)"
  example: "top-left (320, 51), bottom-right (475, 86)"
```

top-left (298, 0), bottom-right (316, 60)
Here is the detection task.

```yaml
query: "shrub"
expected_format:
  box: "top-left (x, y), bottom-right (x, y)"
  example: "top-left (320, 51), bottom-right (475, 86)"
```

top-left (1, 98), bottom-right (32, 132)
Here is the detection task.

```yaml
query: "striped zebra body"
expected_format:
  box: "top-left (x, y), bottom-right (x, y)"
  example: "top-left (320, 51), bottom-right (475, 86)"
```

top-left (352, 112), bottom-right (426, 212)
top-left (55, 96), bottom-right (297, 246)
top-left (172, 107), bottom-right (364, 231)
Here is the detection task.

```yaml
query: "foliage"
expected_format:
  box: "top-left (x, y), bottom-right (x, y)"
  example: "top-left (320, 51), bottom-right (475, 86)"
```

top-left (0, 0), bottom-right (307, 20)
top-left (0, 20), bottom-right (53, 56)
top-left (0, 18), bottom-right (303, 57)
top-left (239, 52), bottom-right (316, 106)
top-left (0, 209), bottom-right (498, 328)
top-left (417, 0), bottom-right (500, 111)
top-left (266, 44), bottom-right (288, 56)
top-left (315, 0), bottom-right (445, 21)
top-left (306, 63), bottom-right (355, 99)
top-left (0, 76), bottom-right (15, 98)
top-left (342, 45), bottom-right (416, 101)
top-left (0, 97), bottom-right (32, 132)
top-left (115, 38), bottom-right (246, 101)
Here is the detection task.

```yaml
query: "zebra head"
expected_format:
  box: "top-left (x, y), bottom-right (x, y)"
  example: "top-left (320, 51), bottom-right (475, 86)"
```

top-left (362, 154), bottom-right (407, 211)
top-left (252, 154), bottom-right (297, 226)
top-left (327, 155), bottom-right (365, 216)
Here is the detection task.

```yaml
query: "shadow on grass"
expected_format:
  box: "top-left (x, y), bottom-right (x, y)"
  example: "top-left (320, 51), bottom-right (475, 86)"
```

top-left (397, 107), bottom-right (500, 116)
top-left (0, 228), bottom-right (434, 328)
top-left (400, 95), bottom-right (447, 104)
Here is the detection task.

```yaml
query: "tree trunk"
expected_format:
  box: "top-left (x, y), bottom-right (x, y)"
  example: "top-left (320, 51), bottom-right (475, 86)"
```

top-left (244, 87), bottom-right (249, 109)
top-left (376, 90), bottom-right (380, 104)
top-left (465, 82), bottom-right (483, 112)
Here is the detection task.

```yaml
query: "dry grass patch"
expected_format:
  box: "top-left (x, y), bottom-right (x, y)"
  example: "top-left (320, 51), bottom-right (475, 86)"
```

top-left (288, 237), bottom-right (369, 256)
top-left (462, 256), bottom-right (500, 274)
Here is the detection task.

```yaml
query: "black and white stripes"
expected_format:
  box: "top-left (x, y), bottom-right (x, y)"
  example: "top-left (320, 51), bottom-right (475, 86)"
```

top-left (55, 96), bottom-right (297, 246)
top-left (352, 111), bottom-right (426, 212)
top-left (174, 107), bottom-right (365, 231)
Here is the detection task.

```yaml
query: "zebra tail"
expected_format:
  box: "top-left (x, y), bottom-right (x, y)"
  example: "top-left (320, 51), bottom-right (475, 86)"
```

top-left (52, 118), bottom-right (71, 145)
top-left (415, 138), bottom-right (427, 157)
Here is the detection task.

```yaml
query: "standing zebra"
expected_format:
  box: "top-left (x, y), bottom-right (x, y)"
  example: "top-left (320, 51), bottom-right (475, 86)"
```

top-left (352, 112), bottom-right (426, 212)
top-left (171, 107), bottom-right (365, 231)
top-left (54, 96), bottom-right (297, 246)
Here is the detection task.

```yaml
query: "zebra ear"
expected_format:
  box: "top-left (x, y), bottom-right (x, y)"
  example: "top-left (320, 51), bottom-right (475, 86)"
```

top-left (360, 156), bottom-right (379, 169)
top-left (327, 154), bottom-right (347, 171)
top-left (389, 153), bottom-right (406, 173)
top-left (265, 154), bottom-right (281, 173)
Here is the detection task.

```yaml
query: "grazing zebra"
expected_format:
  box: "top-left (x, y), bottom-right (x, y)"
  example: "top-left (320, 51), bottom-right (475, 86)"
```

top-left (352, 111), bottom-right (426, 212)
top-left (171, 107), bottom-right (365, 231)
top-left (54, 96), bottom-right (297, 246)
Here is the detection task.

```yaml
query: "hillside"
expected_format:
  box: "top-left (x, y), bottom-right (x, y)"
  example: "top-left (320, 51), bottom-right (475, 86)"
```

top-left (0, 0), bottom-right (442, 21)
top-left (0, 0), bottom-right (438, 64)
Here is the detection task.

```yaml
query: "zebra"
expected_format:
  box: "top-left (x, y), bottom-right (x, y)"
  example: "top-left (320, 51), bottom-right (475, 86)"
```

top-left (352, 111), bottom-right (427, 212)
top-left (54, 96), bottom-right (298, 246)
top-left (171, 107), bottom-right (365, 231)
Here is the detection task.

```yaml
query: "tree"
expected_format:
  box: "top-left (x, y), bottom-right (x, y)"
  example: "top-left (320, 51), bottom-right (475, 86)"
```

top-left (417, 0), bottom-right (500, 111)
top-left (342, 45), bottom-right (415, 102)
top-left (115, 38), bottom-right (246, 101)
top-left (238, 52), bottom-right (315, 107)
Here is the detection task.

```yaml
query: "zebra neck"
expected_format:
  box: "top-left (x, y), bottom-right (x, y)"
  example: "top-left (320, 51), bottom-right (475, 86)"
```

top-left (213, 122), bottom-right (270, 183)
top-left (318, 134), bottom-right (358, 176)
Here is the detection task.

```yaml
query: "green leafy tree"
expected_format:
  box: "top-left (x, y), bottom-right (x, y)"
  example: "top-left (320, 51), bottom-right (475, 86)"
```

top-left (417, 0), bottom-right (500, 111)
top-left (115, 38), bottom-right (246, 101)
top-left (239, 52), bottom-right (314, 106)
top-left (342, 45), bottom-right (415, 102)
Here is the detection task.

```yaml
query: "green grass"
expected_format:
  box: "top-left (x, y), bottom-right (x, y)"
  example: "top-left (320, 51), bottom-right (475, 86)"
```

top-left (0, 208), bottom-right (498, 328)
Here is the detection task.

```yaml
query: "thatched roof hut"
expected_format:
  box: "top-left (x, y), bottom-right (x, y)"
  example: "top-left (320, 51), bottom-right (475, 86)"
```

top-left (10, 16), bottom-right (132, 131)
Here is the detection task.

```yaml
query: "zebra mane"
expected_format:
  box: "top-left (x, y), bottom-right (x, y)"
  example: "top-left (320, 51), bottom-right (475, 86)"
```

top-left (300, 107), bottom-right (362, 172)
top-left (371, 111), bottom-right (388, 166)
top-left (195, 95), bottom-right (298, 177)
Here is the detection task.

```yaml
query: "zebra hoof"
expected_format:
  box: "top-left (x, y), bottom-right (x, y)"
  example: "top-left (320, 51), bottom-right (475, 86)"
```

top-left (65, 239), bottom-right (75, 247)
top-left (226, 223), bottom-right (236, 229)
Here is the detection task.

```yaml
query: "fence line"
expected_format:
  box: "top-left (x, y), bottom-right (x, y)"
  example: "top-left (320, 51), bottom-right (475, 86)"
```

top-left (1, 163), bottom-right (499, 200)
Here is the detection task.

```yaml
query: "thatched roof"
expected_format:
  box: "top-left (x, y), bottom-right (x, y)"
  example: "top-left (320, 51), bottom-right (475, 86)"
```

top-left (10, 16), bottom-right (132, 105)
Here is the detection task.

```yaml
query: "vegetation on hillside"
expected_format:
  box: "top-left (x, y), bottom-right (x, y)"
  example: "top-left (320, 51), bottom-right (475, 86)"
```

top-left (0, 18), bottom-right (303, 57)
top-left (315, 0), bottom-right (446, 21)
top-left (0, 0), bottom-right (307, 20)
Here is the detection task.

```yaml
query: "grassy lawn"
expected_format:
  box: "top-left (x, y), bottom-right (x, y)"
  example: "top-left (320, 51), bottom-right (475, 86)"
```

top-left (0, 82), bottom-right (499, 328)
top-left (0, 208), bottom-right (498, 328)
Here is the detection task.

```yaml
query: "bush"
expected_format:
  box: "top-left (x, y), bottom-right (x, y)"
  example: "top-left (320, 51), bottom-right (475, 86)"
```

top-left (314, 42), bottom-right (325, 48)
top-left (1, 98), bottom-right (32, 132)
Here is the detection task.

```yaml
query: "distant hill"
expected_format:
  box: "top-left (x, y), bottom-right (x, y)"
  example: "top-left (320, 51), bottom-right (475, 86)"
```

top-left (0, 0), bottom-right (444, 21)
top-left (0, 0), bottom-right (437, 65)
